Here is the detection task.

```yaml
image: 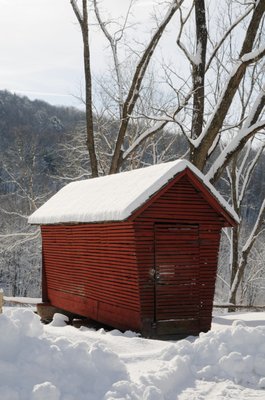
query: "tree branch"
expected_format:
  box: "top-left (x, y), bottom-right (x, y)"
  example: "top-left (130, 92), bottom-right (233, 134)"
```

top-left (206, 5), bottom-right (254, 71)
top-left (190, 0), bottom-right (265, 170)
top-left (229, 196), bottom-right (265, 300)
top-left (93, 0), bottom-right (130, 117)
top-left (206, 85), bottom-right (265, 182)
top-left (109, 0), bottom-right (184, 174)
top-left (122, 87), bottom-right (192, 160)
top-left (238, 141), bottom-right (265, 205)
top-left (70, 0), bottom-right (83, 25)
top-left (207, 119), bottom-right (265, 182)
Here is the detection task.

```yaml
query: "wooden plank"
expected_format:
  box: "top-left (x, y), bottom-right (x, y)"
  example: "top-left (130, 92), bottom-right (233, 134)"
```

top-left (42, 222), bottom-right (142, 330)
top-left (134, 181), bottom-right (223, 333)
top-left (48, 288), bottom-right (141, 331)
top-left (156, 319), bottom-right (200, 335)
top-left (154, 223), bottom-right (200, 322)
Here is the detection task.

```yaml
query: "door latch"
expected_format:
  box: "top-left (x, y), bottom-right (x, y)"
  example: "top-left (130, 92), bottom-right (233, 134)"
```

top-left (151, 269), bottom-right (160, 281)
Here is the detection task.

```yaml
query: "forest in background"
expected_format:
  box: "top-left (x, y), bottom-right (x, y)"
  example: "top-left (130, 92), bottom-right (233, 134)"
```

top-left (0, 90), bottom-right (264, 304)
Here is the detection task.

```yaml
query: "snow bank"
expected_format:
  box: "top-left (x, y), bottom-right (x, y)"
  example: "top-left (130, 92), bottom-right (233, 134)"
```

top-left (105, 322), bottom-right (265, 399)
top-left (1, 309), bottom-right (265, 399)
top-left (0, 309), bottom-right (127, 400)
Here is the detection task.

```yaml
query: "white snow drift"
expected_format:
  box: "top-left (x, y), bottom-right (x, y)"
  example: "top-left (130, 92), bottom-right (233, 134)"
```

top-left (0, 308), bottom-right (265, 399)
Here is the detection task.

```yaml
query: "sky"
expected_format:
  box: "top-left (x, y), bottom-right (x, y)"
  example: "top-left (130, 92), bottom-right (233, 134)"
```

top-left (0, 0), bottom-right (159, 109)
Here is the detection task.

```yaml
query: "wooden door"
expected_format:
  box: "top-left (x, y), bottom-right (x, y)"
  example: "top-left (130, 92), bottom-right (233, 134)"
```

top-left (154, 223), bottom-right (200, 335)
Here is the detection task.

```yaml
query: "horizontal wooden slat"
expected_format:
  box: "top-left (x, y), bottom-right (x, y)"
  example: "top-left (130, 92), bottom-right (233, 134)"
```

top-left (42, 223), bottom-right (142, 327)
top-left (40, 173), bottom-right (226, 337)
top-left (134, 176), bottom-right (223, 335)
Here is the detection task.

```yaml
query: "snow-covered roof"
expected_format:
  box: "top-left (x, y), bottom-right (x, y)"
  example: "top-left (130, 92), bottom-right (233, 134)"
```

top-left (28, 160), bottom-right (239, 225)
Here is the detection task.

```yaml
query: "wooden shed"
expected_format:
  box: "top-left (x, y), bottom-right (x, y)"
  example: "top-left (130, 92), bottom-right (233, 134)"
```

top-left (29, 160), bottom-right (238, 338)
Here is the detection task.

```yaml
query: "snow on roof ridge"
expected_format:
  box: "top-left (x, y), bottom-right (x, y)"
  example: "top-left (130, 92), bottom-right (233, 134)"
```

top-left (28, 159), bottom-right (239, 224)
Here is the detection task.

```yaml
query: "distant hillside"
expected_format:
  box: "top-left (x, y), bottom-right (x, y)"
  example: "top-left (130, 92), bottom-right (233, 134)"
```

top-left (0, 90), bottom-right (85, 194)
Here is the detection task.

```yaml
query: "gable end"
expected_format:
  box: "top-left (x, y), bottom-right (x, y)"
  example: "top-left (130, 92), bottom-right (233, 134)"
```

top-left (129, 168), bottom-right (236, 227)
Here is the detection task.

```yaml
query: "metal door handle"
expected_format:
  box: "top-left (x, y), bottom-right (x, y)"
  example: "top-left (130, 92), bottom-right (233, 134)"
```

top-left (151, 270), bottom-right (160, 281)
top-left (156, 272), bottom-right (160, 280)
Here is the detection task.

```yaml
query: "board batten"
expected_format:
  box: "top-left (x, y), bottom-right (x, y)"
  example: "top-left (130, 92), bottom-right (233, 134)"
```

top-left (134, 175), bottom-right (225, 335)
top-left (41, 223), bottom-right (142, 331)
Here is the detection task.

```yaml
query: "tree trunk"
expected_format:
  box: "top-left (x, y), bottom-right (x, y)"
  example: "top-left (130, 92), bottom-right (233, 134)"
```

top-left (81, 0), bottom-right (98, 177)
top-left (71, 0), bottom-right (98, 177)
top-left (227, 226), bottom-right (239, 310)
top-left (191, 0), bottom-right (207, 140)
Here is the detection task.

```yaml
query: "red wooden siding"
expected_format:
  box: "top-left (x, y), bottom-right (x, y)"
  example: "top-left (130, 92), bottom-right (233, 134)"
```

top-left (135, 175), bottom-right (227, 224)
top-left (130, 169), bottom-right (236, 227)
top-left (134, 175), bottom-right (224, 336)
top-left (41, 223), bottom-right (142, 331)
top-left (40, 171), bottom-right (233, 337)
top-left (155, 224), bottom-right (200, 334)
top-left (198, 225), bottom-right (221, 331)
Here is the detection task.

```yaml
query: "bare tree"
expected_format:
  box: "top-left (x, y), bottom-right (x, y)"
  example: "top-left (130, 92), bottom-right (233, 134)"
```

top-left (216, 138), bottom-right (265, 306)
top-left (70, 0), bottom-right (185, 175)
top-left (162, 0), bottom-right (265, 177)
top-left (70, 0), bottom-right (98, 177)
top-left (242, 237), bottom-right (265, 305)
top-left (0, 149), bottom-right (43, 296)
top-left (70, 1), bottom-right (264, 176)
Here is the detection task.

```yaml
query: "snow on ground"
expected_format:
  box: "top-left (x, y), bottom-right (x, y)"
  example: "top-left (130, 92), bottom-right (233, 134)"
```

top-left (0, 308), bottom-right (265, 400)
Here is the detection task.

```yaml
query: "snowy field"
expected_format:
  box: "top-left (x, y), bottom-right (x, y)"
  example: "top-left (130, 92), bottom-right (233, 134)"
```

top-left (1, 308), bottom-right (265, 400)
